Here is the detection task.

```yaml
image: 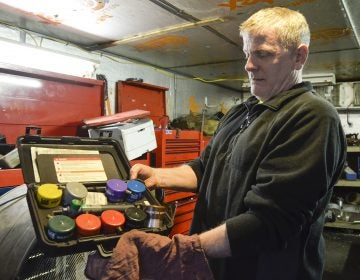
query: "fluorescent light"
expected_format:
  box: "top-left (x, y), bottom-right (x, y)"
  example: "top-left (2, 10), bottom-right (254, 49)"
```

top-left (0, 38), bottom-right (98, 77)
top-left (0, 0), bottom-right (109, 37)
top-left (0, 74), bottom-right (42, 88)
top-left (1, 0), bottom-right (84, 17)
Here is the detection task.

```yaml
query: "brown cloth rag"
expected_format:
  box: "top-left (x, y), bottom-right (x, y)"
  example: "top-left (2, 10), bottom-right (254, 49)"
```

top-left (85, 230), bottom-right (214, 280)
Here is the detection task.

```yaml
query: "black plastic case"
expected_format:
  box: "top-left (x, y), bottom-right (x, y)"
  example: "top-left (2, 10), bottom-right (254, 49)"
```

top-left (17, 135), bottom-right (173, 256)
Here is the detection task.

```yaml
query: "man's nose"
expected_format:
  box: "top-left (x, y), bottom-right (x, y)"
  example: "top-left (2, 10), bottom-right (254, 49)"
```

top-left (245, 55), bottom-right (257, 72)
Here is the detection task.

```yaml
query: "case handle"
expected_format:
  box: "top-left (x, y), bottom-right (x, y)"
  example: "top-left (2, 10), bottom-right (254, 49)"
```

top-left (96, 243), bottom-right (113, 258)
top-left (25, 126), bottom-right (42, 136)
top-left (99, 130), bottom-right (113, 138)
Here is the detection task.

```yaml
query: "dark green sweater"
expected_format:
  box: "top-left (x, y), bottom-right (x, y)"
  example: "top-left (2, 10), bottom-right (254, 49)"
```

top-left (188, 82), bottom-right (346, 280)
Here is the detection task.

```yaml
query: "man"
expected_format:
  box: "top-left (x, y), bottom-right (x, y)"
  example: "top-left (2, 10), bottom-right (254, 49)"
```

top-left (98, 7), bottom-right (346, 280)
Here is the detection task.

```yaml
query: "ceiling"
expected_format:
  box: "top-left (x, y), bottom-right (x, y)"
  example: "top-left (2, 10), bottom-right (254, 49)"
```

top-left (0, 0), bottom-right (358, 91)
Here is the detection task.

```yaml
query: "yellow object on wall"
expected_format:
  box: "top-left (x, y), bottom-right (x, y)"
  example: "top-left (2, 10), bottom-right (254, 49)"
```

top-left (189, 96), bottom-right (200, 113)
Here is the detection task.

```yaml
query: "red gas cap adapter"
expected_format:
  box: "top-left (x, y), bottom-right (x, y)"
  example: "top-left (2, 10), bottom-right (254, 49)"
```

top-left (101, 210), bottom-right (126, 234)
top-left (75, 213), bottom-right (101, 236)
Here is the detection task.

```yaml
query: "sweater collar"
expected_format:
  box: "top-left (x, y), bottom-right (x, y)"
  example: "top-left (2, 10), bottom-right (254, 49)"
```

top-left (257, 82), bottom-right (313, 111)
top-left (243, 82), bottom-right (313, 113)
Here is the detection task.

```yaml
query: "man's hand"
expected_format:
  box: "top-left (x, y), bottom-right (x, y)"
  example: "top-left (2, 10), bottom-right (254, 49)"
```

top-left (101, 230), bottom-right (214, 280)
top-left (130, 164), bottom-right (198, 192)
top-left (130, 164), bottom-right (160, 189)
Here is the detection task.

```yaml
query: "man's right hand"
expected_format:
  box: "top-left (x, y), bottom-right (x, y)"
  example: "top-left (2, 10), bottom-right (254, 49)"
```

top-left (130, 164), bottom-right (160, 189)
top-left (130, 164), bottom-right (198, 192)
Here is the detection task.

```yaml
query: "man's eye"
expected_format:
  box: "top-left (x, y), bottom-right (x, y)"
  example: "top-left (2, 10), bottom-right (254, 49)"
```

top-left (256, 51), bottom-right (272, 58)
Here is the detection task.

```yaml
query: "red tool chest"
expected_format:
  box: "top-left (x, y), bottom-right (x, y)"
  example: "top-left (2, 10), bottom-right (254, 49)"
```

top-left (154, 129), bottom-right (202, 168)
top-left (116, 80), bottom-right (168, 128)
top-left (0, 63), bottom-right (104, 188)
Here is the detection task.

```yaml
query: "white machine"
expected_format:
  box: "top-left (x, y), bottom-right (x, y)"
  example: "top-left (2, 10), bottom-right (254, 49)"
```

top-left (88, 118), bottom-right (157, 160)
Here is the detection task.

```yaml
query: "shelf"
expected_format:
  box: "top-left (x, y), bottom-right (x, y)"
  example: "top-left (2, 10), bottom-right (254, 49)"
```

top-left (336, 107), bottom-right (360, 112)
top-left (335, 180), bottom-right (360, 187)
top-left (325, 221), bottom-right (360, 231)
top-left (347, 146), bottom-right (360, 153)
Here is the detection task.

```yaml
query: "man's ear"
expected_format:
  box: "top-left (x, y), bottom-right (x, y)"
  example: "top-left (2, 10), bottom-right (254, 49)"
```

top-left (295, 44), bottom-right (309, 70)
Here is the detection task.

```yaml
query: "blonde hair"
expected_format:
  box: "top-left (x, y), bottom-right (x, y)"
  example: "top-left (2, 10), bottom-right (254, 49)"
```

top-left (239, 7), bottom-right (310, 50)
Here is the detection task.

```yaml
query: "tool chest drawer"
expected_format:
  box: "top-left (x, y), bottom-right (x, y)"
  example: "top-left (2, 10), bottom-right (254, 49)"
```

top-left (154, 129), bottom-right (202, 168)
top-left (162, 152), bottom-right (200, 167)
top-left (164, 190), bottom-right (196, 203)
top-left (169, 198), bottom-right (197, 237)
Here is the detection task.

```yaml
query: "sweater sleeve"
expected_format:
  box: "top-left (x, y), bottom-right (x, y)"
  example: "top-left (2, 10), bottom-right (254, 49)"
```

top-left (226, 100), bottom-right (346, 256)
top-left (187, 137), bottom-right (213, 192)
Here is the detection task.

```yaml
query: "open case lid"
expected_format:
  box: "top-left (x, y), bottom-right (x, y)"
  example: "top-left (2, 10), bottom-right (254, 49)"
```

top-left (17, 135), bottom-right (130, 185)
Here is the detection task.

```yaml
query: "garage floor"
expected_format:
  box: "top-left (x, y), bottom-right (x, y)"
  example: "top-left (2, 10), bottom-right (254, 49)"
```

top-left (323, 230), bottom-right (360, 280)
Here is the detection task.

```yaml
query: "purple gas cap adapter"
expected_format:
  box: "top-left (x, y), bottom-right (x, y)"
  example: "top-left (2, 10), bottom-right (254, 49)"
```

top-left (105, 179), bottom-right (128, 202)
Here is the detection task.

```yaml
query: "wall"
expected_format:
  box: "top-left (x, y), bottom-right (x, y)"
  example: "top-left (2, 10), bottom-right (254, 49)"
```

top-left (0, 25), bottom-right (241, 123)
top-left (0, 25), bottom-right (358, 136)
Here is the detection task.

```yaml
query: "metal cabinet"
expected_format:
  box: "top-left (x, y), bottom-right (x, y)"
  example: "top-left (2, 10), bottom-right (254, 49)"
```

top-left (0, 63), bottom-right (104, 188)
top-left (325, 146), bottom-right (360, 231)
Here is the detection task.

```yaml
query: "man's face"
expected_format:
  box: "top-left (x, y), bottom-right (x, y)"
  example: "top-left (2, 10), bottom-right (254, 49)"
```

top-left (242, 30), bottom-right (299, 101)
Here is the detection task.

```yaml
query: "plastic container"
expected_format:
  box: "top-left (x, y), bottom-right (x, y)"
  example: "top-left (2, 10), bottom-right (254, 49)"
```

top-left (126, 180), bottom-right (146, 202)
top-left (37, 183), bottom-right (62, 209)
top-left (105, 179), bottom-right (127, 202)
top-left (47, 215), bottom-right (75, 241)
top-left (63, 182), bottom-right (88, 206)
top-left (75, 213), bottom-right (101, 236)
top-left (124, 207), bottom-right (147, 229)
top-left (17, 135), bottom-right (173, 256)
top-left (101, 210), bottom-right (126, 233)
